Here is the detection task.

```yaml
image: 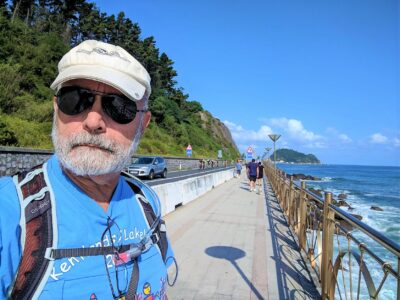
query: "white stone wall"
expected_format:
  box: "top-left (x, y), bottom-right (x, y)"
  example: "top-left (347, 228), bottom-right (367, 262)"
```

top-left (152, 168), bottom-right (235, 216)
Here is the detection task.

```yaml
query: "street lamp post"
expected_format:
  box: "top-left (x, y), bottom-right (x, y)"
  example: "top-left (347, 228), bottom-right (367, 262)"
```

top-left (268, 134), bottom-right (281, 168)
top-left (265, 147), bottom-right (272, 161)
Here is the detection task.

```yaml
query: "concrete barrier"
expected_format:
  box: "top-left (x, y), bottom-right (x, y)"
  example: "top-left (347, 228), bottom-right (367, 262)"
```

top-left (152, 168), bottom-right (235, 216)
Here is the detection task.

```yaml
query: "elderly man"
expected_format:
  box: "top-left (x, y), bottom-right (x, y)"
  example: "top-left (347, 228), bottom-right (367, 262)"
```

top-left (0, 40), bottom-right (175, 299)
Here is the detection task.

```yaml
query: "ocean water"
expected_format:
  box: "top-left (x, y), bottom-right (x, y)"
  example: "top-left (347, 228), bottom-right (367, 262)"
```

top-left (276, 163), bottom-right (400, 299)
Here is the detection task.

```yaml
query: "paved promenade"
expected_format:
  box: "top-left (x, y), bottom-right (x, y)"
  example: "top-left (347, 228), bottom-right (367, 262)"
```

top-left (164, 173), bottom-right (320, 299)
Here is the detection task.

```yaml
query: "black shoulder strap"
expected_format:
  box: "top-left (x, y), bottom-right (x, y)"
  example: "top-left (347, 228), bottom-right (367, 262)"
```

top-left (124, 178), bottom-right (169, 263)
top-left (10, 163), bottom-right (56, 300)
top-left (10, 169), bottom-right (168, 299)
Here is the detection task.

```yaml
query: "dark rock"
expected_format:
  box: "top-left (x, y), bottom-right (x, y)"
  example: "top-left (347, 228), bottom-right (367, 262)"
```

top-left (309, 187), bottom-right (323, 198)
top-left (371, 206), bottom-right (384, 211)
top-left (338, 193), bottom-right (347, 200)
top-left (288, 173), bottom-right (320, 181)
top-left (336, 213), bottom-right (362, 222)
top-left (337, 200), bottom-right (350, 207)
top-left (335, 214), bottom-right (363, 232)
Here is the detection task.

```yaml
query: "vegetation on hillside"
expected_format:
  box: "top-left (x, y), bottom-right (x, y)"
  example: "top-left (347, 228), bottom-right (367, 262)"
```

top-left (271, 148), bottom-right (320, 164)
top-left (0, 1), bottom-right (239, 159)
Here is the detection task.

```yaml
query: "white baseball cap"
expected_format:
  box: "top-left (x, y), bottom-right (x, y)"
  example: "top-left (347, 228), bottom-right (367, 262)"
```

top-left (50, 40), bottom-right (151, 101)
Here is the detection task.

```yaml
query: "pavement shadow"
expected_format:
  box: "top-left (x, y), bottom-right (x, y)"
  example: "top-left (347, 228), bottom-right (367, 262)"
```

top-left (205, 246), bottom-right (264, 300)
top-left (263, 178), bottom-right (320, 299)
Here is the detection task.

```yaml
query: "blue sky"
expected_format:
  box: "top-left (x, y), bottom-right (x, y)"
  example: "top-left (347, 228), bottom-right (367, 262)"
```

top-left (93, 0), bottom-right (399, 166)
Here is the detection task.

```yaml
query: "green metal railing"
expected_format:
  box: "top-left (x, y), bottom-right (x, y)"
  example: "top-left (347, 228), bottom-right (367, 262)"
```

top-left (264, 161), bottom-right (400, 300)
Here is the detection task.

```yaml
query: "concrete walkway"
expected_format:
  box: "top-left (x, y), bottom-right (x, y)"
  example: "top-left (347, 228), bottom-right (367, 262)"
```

top-left (164, 173), bottom-right (320, 299)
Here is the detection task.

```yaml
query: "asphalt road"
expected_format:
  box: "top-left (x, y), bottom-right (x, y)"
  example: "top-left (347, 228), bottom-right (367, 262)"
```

top-left (141, 166), bottom-right (235, 186)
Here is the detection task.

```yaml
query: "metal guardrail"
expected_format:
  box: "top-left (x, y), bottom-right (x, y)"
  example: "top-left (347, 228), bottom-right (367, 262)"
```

top-left (264, 161), bottom-right (400, 300)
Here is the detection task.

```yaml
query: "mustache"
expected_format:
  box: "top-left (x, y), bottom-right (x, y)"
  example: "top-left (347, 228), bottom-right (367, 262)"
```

top-left (68, 133), bottom-right (116, 153)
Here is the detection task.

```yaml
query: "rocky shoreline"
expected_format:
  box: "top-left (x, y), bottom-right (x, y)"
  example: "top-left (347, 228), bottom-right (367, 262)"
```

top-left (286, 173), bottom-right (320, 181)
top-left (285, 173), bottom-right (384, 231)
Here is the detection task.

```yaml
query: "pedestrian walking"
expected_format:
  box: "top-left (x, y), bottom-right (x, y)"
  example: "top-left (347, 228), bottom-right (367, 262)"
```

top-left (235, 159), bottom-right (242, 178)
top-left (256, 162), bottom-right (264, 194)
top-left (247, 159), bottom-right (259, 192)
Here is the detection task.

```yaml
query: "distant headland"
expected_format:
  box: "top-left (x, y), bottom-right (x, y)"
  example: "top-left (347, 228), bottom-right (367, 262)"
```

top-left (271, 148), bottom-right (320, 164)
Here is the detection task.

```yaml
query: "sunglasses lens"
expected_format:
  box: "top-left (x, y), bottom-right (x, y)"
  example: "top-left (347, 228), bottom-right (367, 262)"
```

top-left (57, 87), bottom-right (94, 115)
top-left (102, 95), bottom-right (136, 124)
top-left (57, 86), bottom-right (138, 124)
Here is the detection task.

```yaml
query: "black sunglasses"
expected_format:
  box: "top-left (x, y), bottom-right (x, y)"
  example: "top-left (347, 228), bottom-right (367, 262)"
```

top-left (56, 86), bottom-right (147, 124)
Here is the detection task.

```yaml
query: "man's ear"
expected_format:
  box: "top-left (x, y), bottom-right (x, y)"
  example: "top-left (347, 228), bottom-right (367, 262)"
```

top-left (53, 96), bottom-right (58, 112)
top-left (143, 111), bottom-right (151, 129)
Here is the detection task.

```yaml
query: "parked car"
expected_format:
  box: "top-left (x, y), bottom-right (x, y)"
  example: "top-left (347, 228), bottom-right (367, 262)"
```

top-left (126, 156), bottom-right (167, 180)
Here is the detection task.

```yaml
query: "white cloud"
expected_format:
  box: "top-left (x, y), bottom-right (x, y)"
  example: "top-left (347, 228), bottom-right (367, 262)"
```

top-left (223, 120), bottom-right (273, 142)
top-left (269, 118), bottom-right (322, 142)
top-left (338, 134), bottom-right (352, 143)
top-left (325, 127), bottom-right (353, 146)
top-left (268, 117), bottom-right (325, 148)
top-left (225, 118), bottom-right (326, 153)
top-left (370, 133), bottom-right (388, 144)
top-left (394, 137), bottom-right (400, 147)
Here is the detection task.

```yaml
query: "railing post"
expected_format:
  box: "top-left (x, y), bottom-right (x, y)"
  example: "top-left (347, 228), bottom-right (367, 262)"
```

top-left (397, 257), bottom-right (400, 300)
top-left (298, 181), bottom-right (307, 249)
top-left (288, 176), bottom-right (293, 225)
top-left (277, 173), bottom-right (282, 202)
top-left (282, 177), bottom-right (287, 213)
top-left (321, 192), bottom-right (335, 299)
top-left (281, 175), bottom-right (285, 207)
top-left (282, 174), bottom-right (286, 208)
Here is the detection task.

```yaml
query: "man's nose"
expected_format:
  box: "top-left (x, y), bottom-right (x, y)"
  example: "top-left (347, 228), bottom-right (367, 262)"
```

top-left (82, 96), bottom-right (106, 134)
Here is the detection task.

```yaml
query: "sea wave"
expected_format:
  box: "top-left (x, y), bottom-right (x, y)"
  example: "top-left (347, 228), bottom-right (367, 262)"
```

top-left (277, 163), bottom-right (399, 299)
top-left (365, 193), bottom-right (400, 200)
top-left (332, 177), bottom-right (363, 184)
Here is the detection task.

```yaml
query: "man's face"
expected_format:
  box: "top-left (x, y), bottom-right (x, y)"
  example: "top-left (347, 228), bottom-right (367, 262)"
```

top-left (52, 79), bottom-right (151, 176)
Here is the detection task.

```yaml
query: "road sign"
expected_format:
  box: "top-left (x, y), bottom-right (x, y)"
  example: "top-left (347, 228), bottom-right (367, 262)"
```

top-left (217, 150), bottom-right (222, 159)
top-left (246, 146), bottom-right (253, 160)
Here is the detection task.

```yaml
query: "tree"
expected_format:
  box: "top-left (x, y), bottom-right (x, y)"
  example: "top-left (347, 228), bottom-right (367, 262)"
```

top-left (158, 53), bottom-right (177, 92)
top-left (11, 0), bottom-right (34, 23)
top-left (0, 63), bottom-right (23, 113)
top-left (0, 0), bottom-right (240, 158)
top-left (0, 119), bottom-right (18, 146)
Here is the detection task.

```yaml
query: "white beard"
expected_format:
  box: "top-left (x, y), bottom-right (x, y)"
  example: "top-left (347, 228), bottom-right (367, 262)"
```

top-left (51, 117), bottom-right (142, 176)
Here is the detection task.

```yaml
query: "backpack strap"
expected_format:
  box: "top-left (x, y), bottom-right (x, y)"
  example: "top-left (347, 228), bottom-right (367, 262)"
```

top-left (9, 167), bottom-right (167, 300)
top-left (9, 162), bottom-right (58, 300)
top-left (123, 174), bottom-right (169, 263)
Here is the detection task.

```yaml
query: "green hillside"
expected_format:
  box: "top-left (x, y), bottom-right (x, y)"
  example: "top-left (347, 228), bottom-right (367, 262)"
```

top-left (0, 2), bottom-right (239, 159)
top-left (271, 149), bottom-right (320, 164)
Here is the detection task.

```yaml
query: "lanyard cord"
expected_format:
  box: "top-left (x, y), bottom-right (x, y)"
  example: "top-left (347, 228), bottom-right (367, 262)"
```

top-left (99, 208), bottom-right (162, 299)
top-left (101, 217), bottom-right (128, 299)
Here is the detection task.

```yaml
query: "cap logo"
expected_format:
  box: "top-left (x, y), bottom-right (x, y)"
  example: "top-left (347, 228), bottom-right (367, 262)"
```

top-left (77, 47), bottom-right (130, 62)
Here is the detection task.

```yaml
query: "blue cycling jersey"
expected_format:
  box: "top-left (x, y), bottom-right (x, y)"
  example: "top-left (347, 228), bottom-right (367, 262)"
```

top-left (0, 155), bottom-right (174, 299)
